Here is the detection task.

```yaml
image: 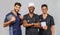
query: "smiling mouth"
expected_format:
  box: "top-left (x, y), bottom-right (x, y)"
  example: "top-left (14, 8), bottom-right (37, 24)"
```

top-left (30, 10), bottom-right (33, 12)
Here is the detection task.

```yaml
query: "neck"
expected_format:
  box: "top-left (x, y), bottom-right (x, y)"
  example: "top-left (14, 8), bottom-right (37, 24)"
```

top-left (42, 13), bottom-right (48, 20)
top-left (12, 10), bottom-right (17, 16)
top-left (43, 13), bottom-right (48, 15)
top-left (29, 13), bottom-right (34, 15)
top-left (29, 13), bottom-right (34, 18)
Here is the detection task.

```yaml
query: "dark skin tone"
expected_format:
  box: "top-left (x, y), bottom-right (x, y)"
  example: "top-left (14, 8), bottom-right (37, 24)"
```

top-left (23, 6), bottom-right (40, 28)
top-left (3, 5), bottom-right (23, 27)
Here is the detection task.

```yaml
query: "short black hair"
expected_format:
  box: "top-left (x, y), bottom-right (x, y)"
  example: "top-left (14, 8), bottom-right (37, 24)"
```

top-left (41, 4), bottom-right (48, 8)
top-left (14, 2), bottom-right (21, 6)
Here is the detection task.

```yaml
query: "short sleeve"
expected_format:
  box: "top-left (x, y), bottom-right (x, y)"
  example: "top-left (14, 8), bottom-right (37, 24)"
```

top-left (50, 16), bottom-right (55, 26)
top-left (39, 15), bottom-right (42, 22)
top-left (35, 15), bottom-right (40, 22)
top-left (17, 13), bottom-right (21, 16)
top-left (23, 15), bottom-right (27, 20)
top-left (4, 15), bottom-right (8, 22)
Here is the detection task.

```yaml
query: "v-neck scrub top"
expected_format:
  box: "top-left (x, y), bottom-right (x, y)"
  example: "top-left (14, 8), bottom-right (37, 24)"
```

top-left (23, 14), bottom-right (39, 35)
top-left (4, 12), bottom-right (22, 35)
top-left (39, 14), bottom-right (55, 35)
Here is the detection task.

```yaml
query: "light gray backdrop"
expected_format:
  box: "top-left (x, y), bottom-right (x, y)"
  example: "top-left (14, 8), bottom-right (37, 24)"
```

top-left (0, 0), bottom-right (60, 35)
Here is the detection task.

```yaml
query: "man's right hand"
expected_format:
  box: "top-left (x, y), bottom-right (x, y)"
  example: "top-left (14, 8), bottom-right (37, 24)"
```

top-left (42, 26), bottom-right (48, 30)
top-left (10, 16), bottom-right (16, 22)
top-left (3, 16), bottom-right (16, 27)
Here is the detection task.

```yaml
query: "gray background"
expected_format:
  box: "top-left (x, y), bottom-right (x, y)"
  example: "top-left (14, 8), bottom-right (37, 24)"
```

top-left (0, 0), bottom-right (60, 35)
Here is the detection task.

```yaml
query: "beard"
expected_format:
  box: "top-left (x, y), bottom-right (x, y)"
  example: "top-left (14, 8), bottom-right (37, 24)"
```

top-left (14, 9), bottom-right (19, 13)
top-left (29, 10), bottom-right (34, 14)
top-left (43, 13), bottom-right (46, 14)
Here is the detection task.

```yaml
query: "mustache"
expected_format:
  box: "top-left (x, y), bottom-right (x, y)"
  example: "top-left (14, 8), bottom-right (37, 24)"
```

top-left (29, 10), bottom-right (34, 11)
top-left (15, 10), bottom-right (19, 11)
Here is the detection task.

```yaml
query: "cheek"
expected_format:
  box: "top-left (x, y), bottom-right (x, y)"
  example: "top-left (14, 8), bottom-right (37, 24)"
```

top-left (29, 7), bottom-right (34, 10)
top-left (42, 10), bottom-right (44, 11)
top-left (42, 9), bottom-right (47, 11)
top-left (14, 7), bottom-right (16, 9)
top-left (15, 7), bottom-right (20, 9)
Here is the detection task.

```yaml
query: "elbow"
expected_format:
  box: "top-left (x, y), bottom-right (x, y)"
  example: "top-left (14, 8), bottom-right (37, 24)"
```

top-left (3, 23), bottom-right (8, 27)
top-left (23, 23), bottom-right (27, 27)
top-left (23, 21), bottom-right (27, 27)
top-left (3, 24), bottom-right (6, 27)
top-left (23, 24), bottom-right (26, 27)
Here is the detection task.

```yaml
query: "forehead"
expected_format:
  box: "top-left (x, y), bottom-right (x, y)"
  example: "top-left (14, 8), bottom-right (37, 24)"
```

top-left (42, 6), bottom-right (47, 9)
top-left (15, 5), bottom-right (20, 7)
top-left (29, 6), bottom-right (35, 8)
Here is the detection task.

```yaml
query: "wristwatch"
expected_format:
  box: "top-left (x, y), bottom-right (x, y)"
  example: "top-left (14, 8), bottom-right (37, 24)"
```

top-left (32, 23), bottom-right (34, 26)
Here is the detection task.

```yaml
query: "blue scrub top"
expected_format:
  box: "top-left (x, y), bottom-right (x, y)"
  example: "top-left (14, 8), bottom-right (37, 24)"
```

top-left (4, 12), bottom-right (22, 35)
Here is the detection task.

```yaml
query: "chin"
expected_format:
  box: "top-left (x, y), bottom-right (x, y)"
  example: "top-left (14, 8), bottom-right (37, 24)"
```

top-left (43, 12), bottom-right (46, 14)
top-left (16, 10), bottom-right (19, 12)
top-left (30, 12), bottom-right (33, 14)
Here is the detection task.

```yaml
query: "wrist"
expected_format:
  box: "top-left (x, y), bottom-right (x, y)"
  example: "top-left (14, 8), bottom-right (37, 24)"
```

top-left (32, 23), bottom-right (34, 26)
top-left (10, 20), bottom-right (14, 23)
top-left (52, 33), bottom-right (54, 35)
top-left (10, 20), bottom-right (13, 22)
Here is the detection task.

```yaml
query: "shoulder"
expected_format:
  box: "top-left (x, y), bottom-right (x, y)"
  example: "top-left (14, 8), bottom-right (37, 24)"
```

top-left (23, 14), bottom-right (29, 18)
top-left (23, 14), bottom-right (28, 17)
top-left (39, 14), bottom-right (42, 17)
top-left (6, 12), bottom-right (12, 17)
top-left (47, 14), bottom-right (54, 20)
top-left (34, 14), bottom-right (39, 17)
top-left (17, 13), bottom-right (21, 16)
top-left (48, 14), bottom-right (54, 18)
top-left (23, 14), bottom-right (28, 19)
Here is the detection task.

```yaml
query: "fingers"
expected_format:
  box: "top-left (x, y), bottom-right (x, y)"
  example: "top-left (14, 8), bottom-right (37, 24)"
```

top-left (10, 16), bottom-right (16, 22)
top-left (20, 16), bottom-right (23, 19)
top-left (42, 26), bottom-right (48, 30)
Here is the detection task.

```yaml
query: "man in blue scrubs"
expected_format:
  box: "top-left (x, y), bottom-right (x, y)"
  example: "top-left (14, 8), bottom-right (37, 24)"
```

top-left (3, 2), bottom-right (23, 35)
top-left (39, 4), bottom-right (55, 35)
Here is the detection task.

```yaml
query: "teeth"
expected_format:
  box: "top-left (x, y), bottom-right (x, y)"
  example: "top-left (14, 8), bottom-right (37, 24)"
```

top-left (30, 10), bottom-right (33, 12)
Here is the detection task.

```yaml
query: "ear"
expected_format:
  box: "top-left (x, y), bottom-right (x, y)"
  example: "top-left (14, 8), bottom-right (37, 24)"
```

top-left (47, 8), bottom-right (48, 11)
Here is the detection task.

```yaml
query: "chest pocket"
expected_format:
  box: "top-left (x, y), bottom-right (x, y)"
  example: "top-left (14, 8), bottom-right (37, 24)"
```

top-left (27, 16), bottom-right (35, 23)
